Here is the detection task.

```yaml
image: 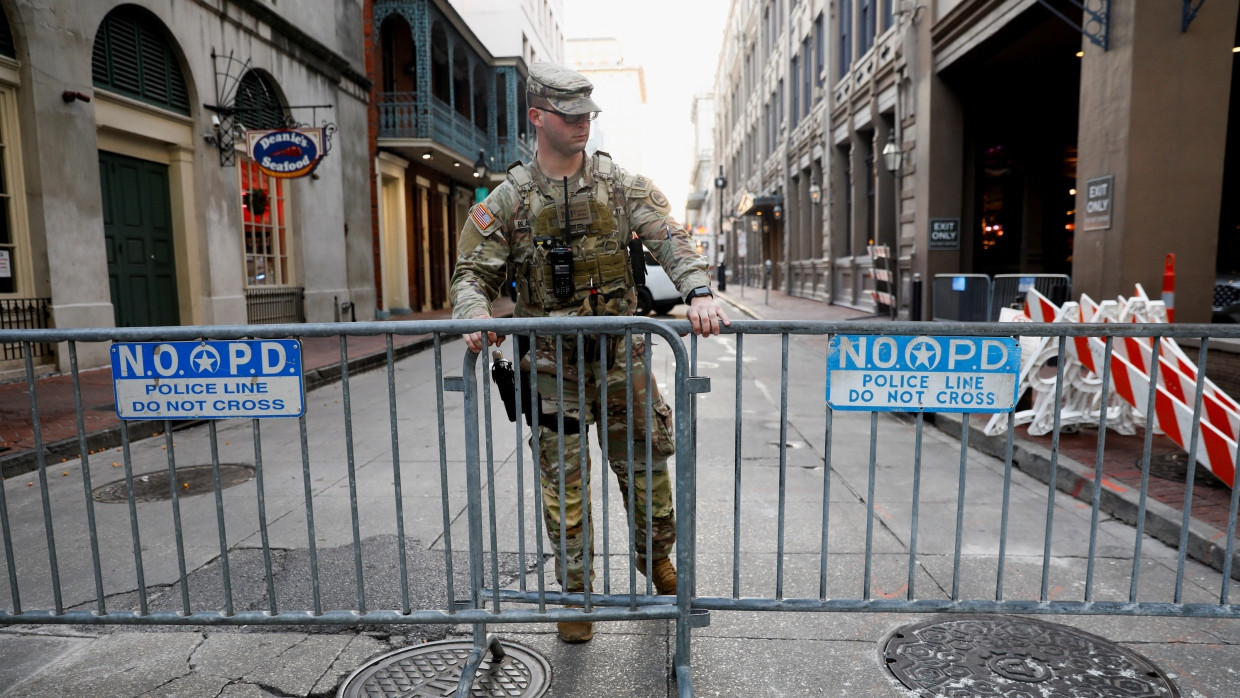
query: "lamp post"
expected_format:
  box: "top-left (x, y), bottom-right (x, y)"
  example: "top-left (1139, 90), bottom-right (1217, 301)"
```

top-left (881, 133), bottom-right (902, 320)
top-left (714, 166), bottom-right (728, 292)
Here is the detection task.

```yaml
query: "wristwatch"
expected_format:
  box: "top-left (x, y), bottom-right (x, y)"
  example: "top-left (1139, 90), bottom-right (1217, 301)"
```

top-left (684, 286), bottom-right (713, 304)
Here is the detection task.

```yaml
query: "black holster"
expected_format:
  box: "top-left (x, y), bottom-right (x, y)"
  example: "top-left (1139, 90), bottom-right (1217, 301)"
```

top-left (492, 335), bottom-right (582, 433)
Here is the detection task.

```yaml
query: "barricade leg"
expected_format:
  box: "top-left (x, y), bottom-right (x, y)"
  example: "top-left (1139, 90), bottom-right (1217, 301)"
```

top-left (456, 346), bottom-right (505, 695)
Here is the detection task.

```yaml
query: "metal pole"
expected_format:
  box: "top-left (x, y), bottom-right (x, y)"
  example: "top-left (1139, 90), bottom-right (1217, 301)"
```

top-left (715, 167), bottom-right (728, 292)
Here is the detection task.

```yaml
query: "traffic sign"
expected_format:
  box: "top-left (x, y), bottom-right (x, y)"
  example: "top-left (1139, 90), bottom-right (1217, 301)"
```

top-left (827, 335), bottom-right (1020, 413)
top-left (111, 340), bottom-right (305, 420)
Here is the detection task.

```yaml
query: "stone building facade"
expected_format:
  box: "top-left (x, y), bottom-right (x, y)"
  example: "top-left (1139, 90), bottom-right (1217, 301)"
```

top-left (0, 0), bottom-right (373, 373)
top-left (715, 0), bottom-right (1238, 322)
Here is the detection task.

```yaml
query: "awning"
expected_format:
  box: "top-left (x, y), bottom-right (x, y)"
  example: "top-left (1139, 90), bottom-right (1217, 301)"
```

top-left (685, 191), bottom-right (707, 210)
top-left (736, 194), bottom-right (783, 217)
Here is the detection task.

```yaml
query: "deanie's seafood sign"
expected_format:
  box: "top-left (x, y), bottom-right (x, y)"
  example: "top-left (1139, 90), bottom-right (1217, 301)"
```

top-left (245, 127), bottom-right (325, 179)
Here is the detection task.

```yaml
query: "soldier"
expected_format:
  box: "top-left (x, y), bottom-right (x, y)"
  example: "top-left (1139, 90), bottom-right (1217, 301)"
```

top-left (449, 62), bottom-right (729, 643)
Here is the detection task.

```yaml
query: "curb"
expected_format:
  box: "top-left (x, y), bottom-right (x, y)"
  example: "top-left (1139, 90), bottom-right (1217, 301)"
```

top-left (926, 412), bottom-right (1240, 583)
top-left (0, 333), bottom-right (446, 480)
top-left (715, 291), bottom-right (761, 320)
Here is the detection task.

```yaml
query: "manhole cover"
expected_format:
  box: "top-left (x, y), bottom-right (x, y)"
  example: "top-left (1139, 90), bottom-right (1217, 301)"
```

top-left (92, 464), bottom-right (255, 503)
top-left (338, 639), bottom-right (549, 697)
top-left (883, 615), bottom-right (1178, 697)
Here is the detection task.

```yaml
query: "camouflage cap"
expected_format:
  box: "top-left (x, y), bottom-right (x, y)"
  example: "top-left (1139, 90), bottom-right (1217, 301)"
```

top-left (527, 62), bottom-right (601, 115)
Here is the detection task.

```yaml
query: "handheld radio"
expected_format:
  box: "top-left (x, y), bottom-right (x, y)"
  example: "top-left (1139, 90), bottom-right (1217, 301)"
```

top-left (550, 176), bottom-right (575, 299)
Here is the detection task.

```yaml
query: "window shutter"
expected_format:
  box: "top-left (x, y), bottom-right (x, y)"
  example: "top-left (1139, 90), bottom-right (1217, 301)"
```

top-left (92, 8), bottom-right (189, 115)
top-left (0, 7), bottom-right (15, 59)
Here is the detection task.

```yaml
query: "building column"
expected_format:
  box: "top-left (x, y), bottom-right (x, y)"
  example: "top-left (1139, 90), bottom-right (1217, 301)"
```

top-left (1074, 1), bottom-right (1237, 321)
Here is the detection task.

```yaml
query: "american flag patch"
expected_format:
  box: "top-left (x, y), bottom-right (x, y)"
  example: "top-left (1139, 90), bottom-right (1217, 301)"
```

top-left (470, 203), bottom-right (495, 230)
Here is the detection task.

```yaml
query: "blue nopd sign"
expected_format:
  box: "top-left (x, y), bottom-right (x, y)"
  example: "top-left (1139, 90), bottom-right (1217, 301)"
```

top-left (111, 340), bottom-right (305, 420)
top-left (826, 335), bottom-right (1020, 413)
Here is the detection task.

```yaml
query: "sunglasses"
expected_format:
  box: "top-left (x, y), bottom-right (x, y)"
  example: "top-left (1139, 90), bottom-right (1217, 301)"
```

top-left (536, 107), bottom-right (598, 124)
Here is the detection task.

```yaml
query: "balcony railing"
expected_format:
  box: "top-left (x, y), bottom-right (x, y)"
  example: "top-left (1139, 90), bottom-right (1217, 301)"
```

top-left (245, 287), bottom-right (304, 325)
top-left (430, 99), bottom-right (488, 162)
top-left (378, 91), bottom-right (420, 138)
top-left (1, 297), bottom-right (53, 361)
top-left (378, 93), bottom-right (533, 168)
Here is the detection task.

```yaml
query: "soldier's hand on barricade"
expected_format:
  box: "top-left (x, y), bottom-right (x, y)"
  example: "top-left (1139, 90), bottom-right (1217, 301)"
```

top-left (687, 297), bottom-right (730, 338)
top-left (463, 315), bottom-right (505, 353)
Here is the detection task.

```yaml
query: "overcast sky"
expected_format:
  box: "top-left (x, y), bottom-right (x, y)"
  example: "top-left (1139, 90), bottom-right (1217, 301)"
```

top-left (562, 0), bottom-right (728, 221)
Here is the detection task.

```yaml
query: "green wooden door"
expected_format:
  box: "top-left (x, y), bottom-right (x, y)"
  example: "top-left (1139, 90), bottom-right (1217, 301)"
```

top-left (100, 151), bottom-right (179, 327)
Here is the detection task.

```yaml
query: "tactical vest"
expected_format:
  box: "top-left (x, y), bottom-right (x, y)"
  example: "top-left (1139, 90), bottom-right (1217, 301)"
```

top-left (508, 152), bottom-right (636, 316)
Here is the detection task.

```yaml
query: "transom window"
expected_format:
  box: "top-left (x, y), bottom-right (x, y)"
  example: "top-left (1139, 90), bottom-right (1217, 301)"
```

top-left (91, 6), bottom-right (189, 114)
top-left (235, 70), bottom-right (288, 129)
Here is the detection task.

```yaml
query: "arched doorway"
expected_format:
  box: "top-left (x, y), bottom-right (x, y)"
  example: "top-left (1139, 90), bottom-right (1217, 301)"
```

top-left (93, 5), bottom-right (190, 327)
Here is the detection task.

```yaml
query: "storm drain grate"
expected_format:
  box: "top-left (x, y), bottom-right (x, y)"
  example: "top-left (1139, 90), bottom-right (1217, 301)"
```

top-left (92, 464), bottom-right (255, 503)
top-left (338, 639), bottom-right (550, 697)
top-left (883, 615), bottom-right (1178, 697)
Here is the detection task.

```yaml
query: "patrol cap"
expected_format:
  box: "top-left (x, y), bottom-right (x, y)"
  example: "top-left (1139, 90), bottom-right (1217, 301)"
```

top-left (527, 62), bottom-right (601, 115)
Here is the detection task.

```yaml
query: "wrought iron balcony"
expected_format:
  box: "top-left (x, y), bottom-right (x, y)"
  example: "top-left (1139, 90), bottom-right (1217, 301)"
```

top-left (379, 92), bottom-right (533, 168)
top-left (378, 91), bottom-right (419, 138)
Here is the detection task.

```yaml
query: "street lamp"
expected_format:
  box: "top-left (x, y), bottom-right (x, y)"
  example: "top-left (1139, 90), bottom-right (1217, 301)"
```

top-left (882, 133), bottom-right (902, 174)
top-left (714, 166), bottom-right (728, 291)
top-left (809, 178), bottom-right (821, 204)
top-left (473, 151), bottom-right (487, 179)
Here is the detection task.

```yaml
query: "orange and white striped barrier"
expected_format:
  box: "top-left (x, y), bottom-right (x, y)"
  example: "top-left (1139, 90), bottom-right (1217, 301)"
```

top-left (1002, 287), bottom-right (1239, 488)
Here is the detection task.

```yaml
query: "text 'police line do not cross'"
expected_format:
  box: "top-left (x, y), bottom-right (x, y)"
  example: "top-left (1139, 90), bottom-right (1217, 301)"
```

top-left (111, 340), bottom-right (305, 420)
top-left (827, 335), bottom-right (1020, 413)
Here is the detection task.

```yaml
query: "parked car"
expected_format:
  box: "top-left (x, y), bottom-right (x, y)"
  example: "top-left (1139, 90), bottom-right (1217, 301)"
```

top-left (636, 250), bottom-right (682, 316)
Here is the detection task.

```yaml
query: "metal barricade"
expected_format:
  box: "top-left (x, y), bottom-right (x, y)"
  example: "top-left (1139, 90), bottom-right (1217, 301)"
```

top-left (683, 320), bottom-right (1240, 628)
top-left (932, 273), bottom-right (992, 321)
top-left (990, 274), bottom-right (1070, 320)
top-left (6, 318), bottom-right (1240, 696)
top-left (0, 318), bottom-right (701, 696)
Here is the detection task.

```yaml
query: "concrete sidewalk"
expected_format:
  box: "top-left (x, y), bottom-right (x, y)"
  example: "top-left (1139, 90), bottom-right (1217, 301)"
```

top-left (1, 286), bottom-right (1239, 697)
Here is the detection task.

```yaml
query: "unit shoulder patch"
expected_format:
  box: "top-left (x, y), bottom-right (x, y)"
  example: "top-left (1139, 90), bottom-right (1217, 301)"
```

top-left (649, 188), bottom-right (669, 209)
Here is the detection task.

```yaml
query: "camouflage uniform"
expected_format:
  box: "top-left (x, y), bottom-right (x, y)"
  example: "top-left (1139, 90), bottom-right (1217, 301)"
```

top-left (450, 149), bottom-right (710, 592)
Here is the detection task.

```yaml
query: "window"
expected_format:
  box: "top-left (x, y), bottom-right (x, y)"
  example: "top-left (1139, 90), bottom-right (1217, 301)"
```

top-left (235, 70), bottom-right (287, 129)
top-left (0, 89), bottom-right (20, 294)
top-left (884, 0), bottom-right (894, 32)
top-left (814, 14), bottom-right (824, 89)
top-left (802, 36), bottom-right (813, 119)
top-left (240, 157), bottom-right (291, 287)
top-left (0, 6), bottom-right (27, 296)
top-left (839, 0), bottom-right (852, 79)
top-left (790, 55), bottom-right (799, 125)
top-left (92, 6), bottom-right (189, 115)
top-left (840, 145), bottom-right (853, 256)
top-left (0, 7), bottom-right (13, 59)
top-left (776, 79), bottom-right (783, 134)
top-left (763, 101), bottom-right (771, 156)
top-left (859, 0), bottom-right (875, 56)
top-left (763, 6), bottom-right (770, 58)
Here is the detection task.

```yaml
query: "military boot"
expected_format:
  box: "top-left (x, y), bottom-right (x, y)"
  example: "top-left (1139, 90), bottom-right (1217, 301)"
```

top-left (645, 558), bottom-right (677, 595)
top-left (557, 607), bottom-right (594, 643)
